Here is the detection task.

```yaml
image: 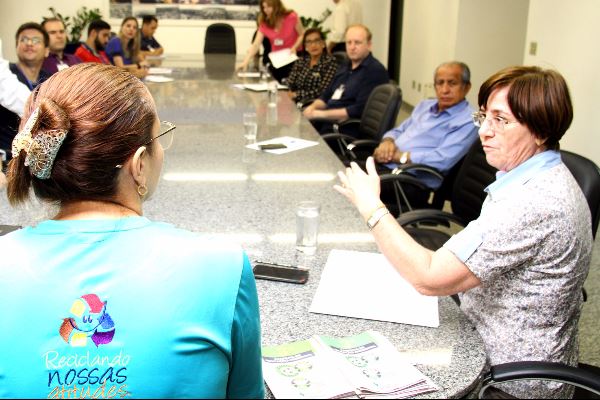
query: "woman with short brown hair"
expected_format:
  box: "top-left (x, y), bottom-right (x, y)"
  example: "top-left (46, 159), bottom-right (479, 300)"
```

top-left (336, 66), bottom-right (591, 398)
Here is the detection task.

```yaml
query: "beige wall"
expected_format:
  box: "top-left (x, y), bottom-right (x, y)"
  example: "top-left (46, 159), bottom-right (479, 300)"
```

top-left (399, 0), bottom-right (460, 105)
top-left (399, 0), bottom-right (598, 165)
top-left (400, 0), bottom-right (528, 107)
top-left (454, 0), bottom-right (528, 107)
top-left (0, 0), bottom-right (390, 67)
top-left (524, 0), bottom-right (600, 165)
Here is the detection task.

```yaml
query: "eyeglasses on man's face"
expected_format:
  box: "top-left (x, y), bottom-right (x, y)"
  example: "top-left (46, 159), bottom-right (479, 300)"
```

top-left (19, 36), bottom-right (43, 46)
top-left (434, 79), bottom-right (463, 89)
top-left (472, 111), bottom-right (519, 133)
top-left (305, 39), bottom-right (323, 46)
top-left (144, 121), bottom-right (176, 151)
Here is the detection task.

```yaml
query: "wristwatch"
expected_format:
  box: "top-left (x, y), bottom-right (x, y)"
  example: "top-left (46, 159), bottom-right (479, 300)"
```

top-left (399, 151), bottom-right (409, 164)
top-left (366, 207), bottom-right (390, 230)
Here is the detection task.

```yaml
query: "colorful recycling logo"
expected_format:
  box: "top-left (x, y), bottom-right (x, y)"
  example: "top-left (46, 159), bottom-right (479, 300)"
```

top-left (59, 294), bottom-right (115, 347)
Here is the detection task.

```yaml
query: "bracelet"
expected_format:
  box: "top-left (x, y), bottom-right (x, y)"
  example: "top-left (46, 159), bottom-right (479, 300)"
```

top-left (366, 206), bottom-right (390, 230)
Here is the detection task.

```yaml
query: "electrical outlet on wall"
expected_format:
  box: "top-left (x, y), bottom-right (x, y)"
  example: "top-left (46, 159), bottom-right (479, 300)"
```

top-left (529, 41), bottom-right (538, 56)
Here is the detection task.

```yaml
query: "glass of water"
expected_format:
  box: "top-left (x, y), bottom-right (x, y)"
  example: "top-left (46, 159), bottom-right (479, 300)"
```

top-left (296, 201), bottom-right (321, 255)
top-left (243, 112), bottom-right (257, 140)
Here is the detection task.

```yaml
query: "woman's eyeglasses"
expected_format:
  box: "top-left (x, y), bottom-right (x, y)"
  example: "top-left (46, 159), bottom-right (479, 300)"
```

top-left (144, 121), bottom-right (176, 151)
top-left (472, 111), bottom-right (518, 133)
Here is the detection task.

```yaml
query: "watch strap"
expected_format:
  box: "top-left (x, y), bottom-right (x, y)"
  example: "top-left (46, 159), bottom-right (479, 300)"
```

top-left (366, 207), bottom-right (390, 230)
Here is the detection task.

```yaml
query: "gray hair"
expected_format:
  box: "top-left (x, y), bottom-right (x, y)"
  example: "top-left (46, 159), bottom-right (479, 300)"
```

top-left (434, 61), bottom-right (471, 85)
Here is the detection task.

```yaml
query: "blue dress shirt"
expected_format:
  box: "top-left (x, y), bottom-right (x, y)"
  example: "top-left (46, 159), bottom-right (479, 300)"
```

top-left (382, 98), bottom-right (476, 189)
top-left (105, 37), bottom-right (133, 65)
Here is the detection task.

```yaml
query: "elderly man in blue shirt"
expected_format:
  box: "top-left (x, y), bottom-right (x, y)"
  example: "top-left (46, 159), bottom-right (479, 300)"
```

top-left (374, 61), bottom-right (477, 210)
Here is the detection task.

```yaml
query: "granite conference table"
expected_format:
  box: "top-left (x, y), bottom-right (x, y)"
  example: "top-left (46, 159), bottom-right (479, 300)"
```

top-left (0, 54), bottom-right (486, 398)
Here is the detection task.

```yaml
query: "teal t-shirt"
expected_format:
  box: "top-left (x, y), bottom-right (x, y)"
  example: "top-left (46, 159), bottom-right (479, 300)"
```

top-left (0, 217), bottom-right (264, 399)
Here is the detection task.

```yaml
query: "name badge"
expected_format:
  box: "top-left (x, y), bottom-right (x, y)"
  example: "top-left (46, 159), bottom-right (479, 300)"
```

top-left (331, 84), bottom-right (345, 100)
top-left (57, 61), bottom-right (69, 71)
top-left (274, 38), bottom-right (284, 46)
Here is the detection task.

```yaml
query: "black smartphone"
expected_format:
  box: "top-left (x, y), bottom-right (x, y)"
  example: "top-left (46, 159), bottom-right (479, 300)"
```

top-left (259, 143), bottom-right (287, 150)
top-left (252, 262), bottom-right (309, 284)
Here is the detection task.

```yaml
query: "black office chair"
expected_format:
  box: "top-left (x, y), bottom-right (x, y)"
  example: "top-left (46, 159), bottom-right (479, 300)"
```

top-left (321, 83), bottom-right (401, 163)
top-left (375, 126), bottom-right (479, 215)
top-left (204, 23), bottom-right (236, 54)
top-left (479, 361), bottom-right (600, 398)
top-left (332, 51), bottom-right (349, 68)
top-left (560, 150), bottom-right (600, 239)
top-left (393, 139), bottom-right (496, 244)
top-left (477, 150), bottom-right (600, 399)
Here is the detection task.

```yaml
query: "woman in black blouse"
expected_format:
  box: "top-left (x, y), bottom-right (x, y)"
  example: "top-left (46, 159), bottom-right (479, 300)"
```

top-left (286, 28), bottom-right (338, 106)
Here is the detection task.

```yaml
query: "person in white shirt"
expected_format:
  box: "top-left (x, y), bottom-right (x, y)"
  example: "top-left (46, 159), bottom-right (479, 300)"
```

top-left (0, 38), bottom-right (30, 182)
top-left (327, 0), bottom-right (363, 53)
top-left (0, 39), bottom-right (30, 116)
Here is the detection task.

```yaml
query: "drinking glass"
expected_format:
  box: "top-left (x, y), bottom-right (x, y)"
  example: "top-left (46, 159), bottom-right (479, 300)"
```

top-left (296, 201), bottom-right (321, 255)
top-left (243, 112), bottom-right (257, 140)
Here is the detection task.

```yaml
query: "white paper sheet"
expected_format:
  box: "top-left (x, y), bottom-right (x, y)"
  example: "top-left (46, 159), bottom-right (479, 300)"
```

top-left (148, 67), bottom-right (172, 74)
top-left (237, 71), bottom-right (261, 78)
top-left (309, 250), bottom-right (439, 328)
top-left (268, 48), bottom-right (299, 69)
top-left (243, 83), bottom-right (288, 92)
top-left (246, 136), bottom-right (319, 155)
top-left (144, 75), bottom-right (174, 83)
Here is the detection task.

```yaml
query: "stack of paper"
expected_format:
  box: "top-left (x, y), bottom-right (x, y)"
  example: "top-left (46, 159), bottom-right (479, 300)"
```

top-left (246, 137), bottom-right (318, 155)
top-left (144, 75), bottom-right (174, 83)
top-left (237, 71), bottom-right (261, 78)
top-left (242, 83), bottom-right (288, 91)
top-left (148, 67), bottom-right (172, 74)
top-left (268, 48), bottom-right (298, 69)
top-left (309, 250), bottom-right (439, 328)
top-left (262, 331), bottom-right (439, 399)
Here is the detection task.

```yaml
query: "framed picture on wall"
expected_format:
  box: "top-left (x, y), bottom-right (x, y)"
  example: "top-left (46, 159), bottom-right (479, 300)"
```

top-left (110, 0), bottom-right (259, 21)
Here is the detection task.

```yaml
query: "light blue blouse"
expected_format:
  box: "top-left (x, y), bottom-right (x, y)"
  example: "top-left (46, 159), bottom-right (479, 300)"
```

top-left (0, 217), bottom-right (264, 398)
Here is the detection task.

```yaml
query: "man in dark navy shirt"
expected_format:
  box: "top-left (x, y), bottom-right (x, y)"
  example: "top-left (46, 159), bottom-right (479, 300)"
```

top-left (140, 15), bottom-right (164, 57)
top-left (303, 24), bottom-right (389, 138)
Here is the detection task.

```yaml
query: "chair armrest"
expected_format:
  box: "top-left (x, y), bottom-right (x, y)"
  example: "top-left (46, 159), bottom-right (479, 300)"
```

top-left (346, 139), bottom-right (379, 153)
top-left (379, 163), bottom-right (444, 191)
top-left (396, 209), bottom-right (467, 227)
top-left (321, 133), bottom-right (358, 143)
top-left (337, 118), bottom-right (361, 128)
top-left (391, 163), bottom-right (444, 181)
top-left (480, 361), bottom-right (600, 397)
top-left (380, 173), bottom-right (430, 191)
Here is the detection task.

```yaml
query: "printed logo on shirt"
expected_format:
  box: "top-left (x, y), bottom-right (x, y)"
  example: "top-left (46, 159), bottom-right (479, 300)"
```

top-left (59, 294), bottom-right (115, 347)
top-left (44, 294), bottom-right (130, 398)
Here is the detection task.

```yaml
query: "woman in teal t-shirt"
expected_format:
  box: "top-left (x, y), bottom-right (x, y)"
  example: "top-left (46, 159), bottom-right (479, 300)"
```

top-left (0, 63), bottom-right (264, 399)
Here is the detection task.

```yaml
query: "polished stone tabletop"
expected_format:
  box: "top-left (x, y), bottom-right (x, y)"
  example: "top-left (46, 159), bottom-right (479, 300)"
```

top-left (0, 54), bottom-right (486, 398)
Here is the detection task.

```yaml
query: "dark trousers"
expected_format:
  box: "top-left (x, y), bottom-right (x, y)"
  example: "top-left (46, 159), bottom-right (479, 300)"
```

top-left (268, 62), bottom-right (293, 84)
top-left (375, 163), bottom-right (431, 216)
top-left (310, 119), bottom-right (361, 139)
